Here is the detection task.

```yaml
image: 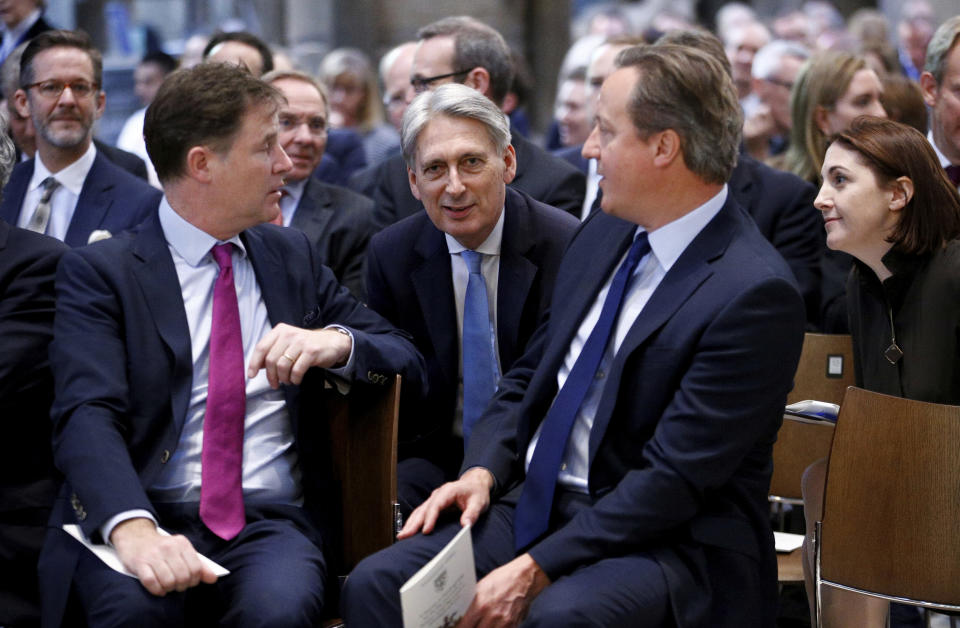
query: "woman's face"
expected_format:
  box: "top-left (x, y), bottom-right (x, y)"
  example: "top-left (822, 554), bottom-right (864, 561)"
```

top-left (329, 74), bottom-right (367, 127)
top-left (815, 143), bottom-right (902, 259)
top-left (818, 69), bottom-right (887, 135)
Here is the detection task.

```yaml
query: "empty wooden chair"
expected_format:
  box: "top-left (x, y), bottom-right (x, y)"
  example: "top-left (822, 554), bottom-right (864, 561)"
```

top-left (815, 387), bottom-right (960, 624)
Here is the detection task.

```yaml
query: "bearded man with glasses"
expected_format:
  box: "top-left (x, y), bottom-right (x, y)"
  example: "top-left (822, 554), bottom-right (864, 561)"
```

top-left (0, 29), bottom-right (160, 247)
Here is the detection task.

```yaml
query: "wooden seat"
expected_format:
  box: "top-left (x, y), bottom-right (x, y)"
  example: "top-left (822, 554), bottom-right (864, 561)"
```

top-left (772, 334), bottom-right (854, 583)
top-left (815, 387), bottom-right (960, 623)
top-left (324, 374), bottom-right (402, 573)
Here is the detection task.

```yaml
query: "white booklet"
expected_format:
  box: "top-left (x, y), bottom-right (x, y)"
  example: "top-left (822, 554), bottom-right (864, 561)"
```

top-left (400, 524), bottom-right (476, 628)
top-left (63, 524), bottom-right (230, 578)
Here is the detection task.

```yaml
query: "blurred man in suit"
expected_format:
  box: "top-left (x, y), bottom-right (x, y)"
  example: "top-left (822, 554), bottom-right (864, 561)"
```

top-left (0, 30), bottom-right (159, 246)
top-left (370, 16), bottom-right (585, 227)
top-left (263, 69), bottom-right (377, 299)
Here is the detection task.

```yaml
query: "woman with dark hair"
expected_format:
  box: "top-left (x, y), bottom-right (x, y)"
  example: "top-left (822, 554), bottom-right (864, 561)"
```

top-left (803, 115), bottom-right (960, 626)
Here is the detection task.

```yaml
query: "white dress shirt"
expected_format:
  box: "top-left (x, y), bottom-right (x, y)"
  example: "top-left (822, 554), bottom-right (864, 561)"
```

top-left (18, 143), bottom-right (97, 242)
top-left (100, 197), bottom-right (356, 541)
top-left (278, 177), bottom-right (308, 226)
top-left (581, 158), bottom-right (600, 221)
top-left (116, 107), bottom-right (161, 188)
top-left (444, 208), bottom-right (505, 436)
top-left (526, 186), bottom-right (729, 492)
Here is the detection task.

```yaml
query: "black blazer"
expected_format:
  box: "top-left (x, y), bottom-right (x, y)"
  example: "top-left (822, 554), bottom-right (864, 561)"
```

top-left (370, 132), bottom-right (586, 228)
top-left (365, 187), bottom-right (579, 465)
top-left (729, 153), bottom-right (823, 324)
top-left (95, 140), bottom-right (149, 181)
top-left (289, 178), bottom-right (376, 300)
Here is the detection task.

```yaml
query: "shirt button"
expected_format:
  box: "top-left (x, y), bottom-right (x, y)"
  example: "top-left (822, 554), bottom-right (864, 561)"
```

top-left (160, 449), bottom-right (170, 464)
top-left (561, 463), bottom-right (567, 471)
top-left (596, 370), bottom-right (605, 379)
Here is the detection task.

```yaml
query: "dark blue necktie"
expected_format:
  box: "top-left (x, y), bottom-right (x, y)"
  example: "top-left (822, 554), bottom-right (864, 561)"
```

top-left (461, 249), bottom-right (499, 447)
top-left (514, 232), bottom-right (651, 551)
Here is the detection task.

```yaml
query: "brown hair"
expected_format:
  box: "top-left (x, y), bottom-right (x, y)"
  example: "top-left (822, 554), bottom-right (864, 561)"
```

top-left (833, 116), bottom-right (960, 255)
top-left (20, 29), bottom-right (102, 88)
top-left (144, 62), bottom-right (282, 182)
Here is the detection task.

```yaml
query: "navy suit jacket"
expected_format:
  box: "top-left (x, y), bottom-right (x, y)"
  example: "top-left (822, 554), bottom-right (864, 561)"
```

top-left (729, 154), bottom-right (823, 324)
top-left (465, 198), bottom-right (805, 628)
top-left (371, 132), bottom-right (586, 228)
top-left (0, 151), bottom-right (161, 247)
top-left (365, 187), bottom-right (579, 466)
top-left (40, 214), bottom-right (426, 625)
top-left (552, 144), bottom-right (589, 174)
top-left (290, 177), bottom-right (376, 300)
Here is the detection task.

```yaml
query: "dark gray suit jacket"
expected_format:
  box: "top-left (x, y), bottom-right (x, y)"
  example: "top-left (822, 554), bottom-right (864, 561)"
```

top-left (289, 178), bottom-right (376, 300)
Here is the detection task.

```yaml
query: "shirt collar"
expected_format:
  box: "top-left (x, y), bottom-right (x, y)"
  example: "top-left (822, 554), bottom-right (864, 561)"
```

top-left (444, 206), bottom-right (505, 256)
top-left (281, 177), bottom-right (308, 206)
top-left (31, 142), bottom-right (97, 196)
top-left (928, 129), bottom-right (954, 169)
top-left (158, 196), bottom-right (246, 267)
top-left (645, 185), bottom-right (728, 272)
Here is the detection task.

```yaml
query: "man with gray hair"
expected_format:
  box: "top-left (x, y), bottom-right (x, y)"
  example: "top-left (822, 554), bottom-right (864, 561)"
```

top-left (744, 39), bottom-right (809, 161)
top-left (364, 82), bottom-right (578, 517)
top-left (920, 15), bottom-right (960, 189)
top-left (370, 16), bottom-right (585, 227)
top-left (343, 45), bottom-right (804, 627)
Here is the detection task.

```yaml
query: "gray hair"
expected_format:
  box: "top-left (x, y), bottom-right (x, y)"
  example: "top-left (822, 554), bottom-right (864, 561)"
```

top-left (0, 108), bottom-right (17, 193)
top-left (751, 39), bottom-right (810, 80)
top-left (924, 15), bottom-right (960, 86)
top-left (618, 44), bottom-right (742, 184)
top-left (401, 82), bottom-right (510, 170)
top-left (261, 68), bottom-right (328, 114)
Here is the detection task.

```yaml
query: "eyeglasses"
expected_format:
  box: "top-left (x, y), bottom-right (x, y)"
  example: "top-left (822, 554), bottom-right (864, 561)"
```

top-left (25, 80), bottom-right (99, 99)
top-left (765, 77), bottom-right (794, 91)
top-left (410, 69), bottom-right (470, 94)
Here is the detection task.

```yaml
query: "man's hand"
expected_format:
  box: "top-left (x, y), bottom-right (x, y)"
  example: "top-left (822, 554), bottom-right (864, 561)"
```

top-left (247, 323), bottom-right (352, 388)
top-left (110, 518), bottom-right (217, 596)
top-left (398, 467), bottom-right (494, 539)
top-left (457, 554), bottom-right (551, 628)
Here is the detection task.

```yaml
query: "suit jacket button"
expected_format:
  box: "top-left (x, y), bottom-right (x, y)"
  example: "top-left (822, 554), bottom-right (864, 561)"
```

top-left (77, 509), bottom-right (87, 521)
top-left (160, 449), bottom-right (171, 463)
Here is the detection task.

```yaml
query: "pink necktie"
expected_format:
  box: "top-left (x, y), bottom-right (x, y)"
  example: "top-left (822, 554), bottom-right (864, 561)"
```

top-left (200, 243), bottom-right (246, 540)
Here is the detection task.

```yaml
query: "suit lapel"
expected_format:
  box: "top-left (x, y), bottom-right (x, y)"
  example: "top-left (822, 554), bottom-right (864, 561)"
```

top-left (243, 228), bottom-right (299, 328)
top-left (64, 154), bottom-right (113, 247)
top-left (130, 213), bottom-right (193, 431)
top-left (496, 192), bottom-right (537, 365)
top-left (587, 203), bottom-right (737, 464)
top-left (411, 223), bottom-right (458, 385)
top-left (289, 178), bottom-right (334, 241)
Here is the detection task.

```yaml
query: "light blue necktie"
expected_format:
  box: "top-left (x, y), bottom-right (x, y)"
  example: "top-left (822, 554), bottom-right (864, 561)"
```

top-left (461, 249), bottom-right (499, 448)
top-left (514, 232), bottom-right (651, 551)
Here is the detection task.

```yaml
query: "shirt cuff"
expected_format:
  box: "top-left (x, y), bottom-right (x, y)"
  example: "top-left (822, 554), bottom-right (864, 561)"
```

top-left (100, 509), bottom-right (157, 546)
top-left (324, 324), bottom-right (355, 394)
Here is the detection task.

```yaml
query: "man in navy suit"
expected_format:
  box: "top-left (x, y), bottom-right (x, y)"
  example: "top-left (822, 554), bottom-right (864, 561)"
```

top-left (365, 83), bottom-right (579, 515)
top-left (263, 69), bottom-right (377, 299)
top-left (370, 16), bottom-right (585, 227)
top-left (38, 62), bottom-right (425, 627)
top-left (0, 30), bottom-right (159, 246)
top-left (342, 44), bottom-right (804, 627)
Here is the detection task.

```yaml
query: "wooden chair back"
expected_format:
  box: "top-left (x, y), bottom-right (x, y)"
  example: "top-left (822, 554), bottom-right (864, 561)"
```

top-left (818, 387), bottom-right (960, 607)
top-left (324, 374), bottom-right (401, 573)
top-left (786, 333), bottom-right (855, 405)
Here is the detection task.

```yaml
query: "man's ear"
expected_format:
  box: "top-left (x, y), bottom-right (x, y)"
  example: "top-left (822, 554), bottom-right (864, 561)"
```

top-left (407, 165), bottom-right (422, 201)
top-left (186, 146), bottom-right (214, 183)
top-left (888, 176), bottom-right (914, 212)
top-left (651, 129), bottom-right (681, 168)
top-left (13, 89), bottom-right (29, 119)
top-left (502, 144), bottom-right (517, 184)
top-left (919, 71), bottom-right (939, 108)
top-left (94, 90), bottom-right (106, 119)
top-left (463, 67), bottom-right (491, 100)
